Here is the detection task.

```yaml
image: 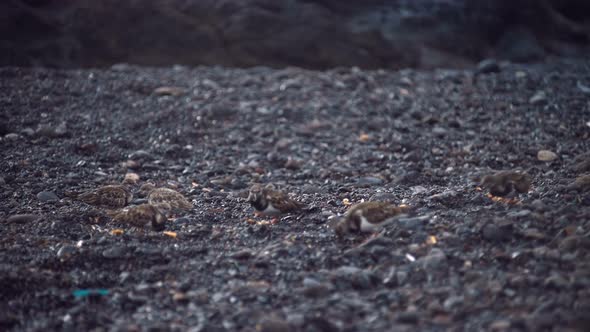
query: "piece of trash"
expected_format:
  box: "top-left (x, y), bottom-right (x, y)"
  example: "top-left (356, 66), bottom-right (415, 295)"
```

top-left (110, 229), bottom-right (124, 235)
top-left (163, 231), bottom-right (177, 238)
top-left (405, 253), bottom-right (416, 262)
top-left (426, 235), bottom-right (438, 245)
top-left (73, 289), bottom-right (109, 298)
top-left (358, 133), bottom-right (370, 142)
top-left (342, 198), bottom-right (352, 206)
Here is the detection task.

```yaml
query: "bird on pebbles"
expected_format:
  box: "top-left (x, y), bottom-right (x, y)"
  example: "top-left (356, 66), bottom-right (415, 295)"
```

top-left (108, 204), bottom-right (167, 231)
top-left (138, 183), bottom-right (193, 216)
top-left (479, 170), bottom-right (532, 196)
top-left (247, 183), bottom-right (304, 223)
top-left (68, 185), bottom-right (133, 209)
top-left (333, 201), bottom-right (410, 237)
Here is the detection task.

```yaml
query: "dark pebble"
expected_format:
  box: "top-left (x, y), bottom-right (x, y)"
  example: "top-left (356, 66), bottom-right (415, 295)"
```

top-left (6, 214), bottom-right (41, 223)
top-left (37, 191), bottom-right (59, 202)
top-left (476, 59), bottom-right (501, 74)
top-left (102, 245), bottom-right (127, 259)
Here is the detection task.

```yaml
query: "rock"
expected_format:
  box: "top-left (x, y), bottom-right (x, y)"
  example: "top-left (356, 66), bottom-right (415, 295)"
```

top-left (6, 214), bottom-right (41, 223)
top-left (128, 150), bottom-right (153, 160)
top-left (102, 245), bottom-right (127, 259)
top-left (529, 91), bottom-right (547, 105)
top-left (482, 223), bottom-right (512, 242)
top-left (20, 127), bottom-right (35, 136)
top-left (476, 59), bottom-right (501, 74)
top-left (57, 245), bottom-right (77, 260)
top-left (257, 318), bottom-right (292, 332)
top-left (396, 216), bottom-right (428, 232)
top-left (37, 191), bottom-right (59, 202)
top-left (530, 199), bottom-right (546, 212)
top-left (4, 133), bottom-right (19, 140)
top-left (396, 311), bottom-right (419, 324)
top-left (231, 249), bottom-right (253, 260)
top-left (432, 126), bottom-right (448, 137)
top-left (489, 319), bottom-right (512, 331)
top-left (355, 176), bottom-right (384, 187)
top-left (521, 228), bottom-right (546, 240)
top-left (417, 248), bottom-right (447, 269)
top-left (537, 150), bottom-right (557, 162)
top-left (369, 192), bottom-right (397, 202)
top-left (36, 122), bottom-right (68, 138)
top-left (301, 277), bottom-right (332, 298)
top-left (153, 86), bottom-right (185, 96)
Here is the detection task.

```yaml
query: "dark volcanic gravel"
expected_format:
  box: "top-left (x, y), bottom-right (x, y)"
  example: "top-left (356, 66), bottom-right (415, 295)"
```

top-left (1, 59), bottom-right (590, 331)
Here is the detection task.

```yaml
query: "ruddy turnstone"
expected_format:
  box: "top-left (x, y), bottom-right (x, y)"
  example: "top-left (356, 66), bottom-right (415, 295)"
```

top-left (247, 184), bottom-right (304, 222)
top-left (109, 204), bottom-right (167, 231)
top-left (139, 183), bottom-right (192, 214)
top-left (71, 185), bottom-right (133, 209)
top-left (480, 170), bottom-right (532, 196)
top-left (334, 201), bottom-right (410, 237)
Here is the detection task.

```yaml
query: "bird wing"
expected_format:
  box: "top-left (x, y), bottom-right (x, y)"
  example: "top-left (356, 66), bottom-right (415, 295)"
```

top-left (360, 202), bottom-right (406, 224)
top-left (267, 191), bottom-right (303, 212)
top-left (149, 189), bottom-right (192, 210)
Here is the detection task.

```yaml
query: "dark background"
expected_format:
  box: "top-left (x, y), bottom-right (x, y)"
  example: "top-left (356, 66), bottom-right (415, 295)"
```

top-left (2, 0), bottom-right (589, 69)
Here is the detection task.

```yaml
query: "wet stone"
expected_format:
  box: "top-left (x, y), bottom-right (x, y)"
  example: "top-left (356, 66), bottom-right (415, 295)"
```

top-left (6, 214), bottom-right (41, 223)
top-left (102, 245), bottom-right (127, 259)
top-left (37, 191), bottom-right (59, 202)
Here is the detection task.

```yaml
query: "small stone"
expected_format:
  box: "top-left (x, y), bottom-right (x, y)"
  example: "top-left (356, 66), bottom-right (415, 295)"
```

top-left (397, 216), bottom-right (428, 231)
top-left (102, 245), bottom-right (127, 259)
top-left (123, 172), bottom-right (140, 184)
top-left (530, 199), bottom-right (546, 212)
top-left (4, 133), bottom-right (19, 140)
top-left (432, 126), bottom-right (448, 137)
top-left (6, 214), bottom-right (41, 223)
top-left (257, 318), bottom-right (292, 332)
top-left (529, 91), bottom-right (547, 105)
top-left (355, 176), bottom-right (384, 187)
top-left (521, 228), bottom-right (546, 240)
top-left (369, 192), bottom-right (397, 202)
top-left (489, 319), bottom-right (511, 331)
top-left (302, 277), bottom-right (332, 298)
top-left (537, 150), bottom-right (557, 162)
top-left (396, 311), bottom-right (419, 324)
top-left (37, 191), bottom-right (59, 202)
top-left (482, 223), bottom-right (511, 242)
top-left (476, 59), bottom-right (501, 74)
top-left (20, 128), bottom-right (35, 136)
top-left (128, 150), bottom-right (153, 160)
top-left (153, 86), bottom-right (185, 96)
top-left (57, 245), bottom-right (77, 260)
top-left (231, 249), bottom-right (253, 260)
top-left (418, 248), bottom-right (447, 269)
top-left (284, 158), bottom-right (302, 170)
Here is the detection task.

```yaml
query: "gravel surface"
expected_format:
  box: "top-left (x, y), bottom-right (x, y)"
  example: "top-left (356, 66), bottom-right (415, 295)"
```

top-left (1, 58), bottom-right (590, 331)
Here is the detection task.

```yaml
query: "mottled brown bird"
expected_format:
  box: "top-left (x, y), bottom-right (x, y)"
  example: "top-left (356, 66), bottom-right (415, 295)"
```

top-left (139, 183), bottom-right (192, 214)
top-left (109, 204), bottom-right (167, 231)
top-left (72, 185), bottom-right (133, 209)
top-left (247, 184), bottom-right (304, 221)
top-left (334, 201), bottom-right (410, 237)
top-left (480, 170), bottom-right (532, 196)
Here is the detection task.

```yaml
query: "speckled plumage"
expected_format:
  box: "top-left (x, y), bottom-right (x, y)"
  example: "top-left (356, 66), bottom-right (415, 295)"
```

top-left (480, 171), bottom-right (532, 196)
top-left (109, 204), bottom-right (166, 231)
top-left (139, 183), bottom-right (192, 214)
top-left (74, 185), bottom-right (133, 209)
top-left (247, 184), bottom-right (304, 216)
top-left (334, 201), bottom-right (410, 237)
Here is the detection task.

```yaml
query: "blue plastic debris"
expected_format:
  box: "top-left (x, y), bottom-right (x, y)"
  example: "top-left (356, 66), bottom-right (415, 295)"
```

top-left (72, 289), bottom-right (110, 298)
